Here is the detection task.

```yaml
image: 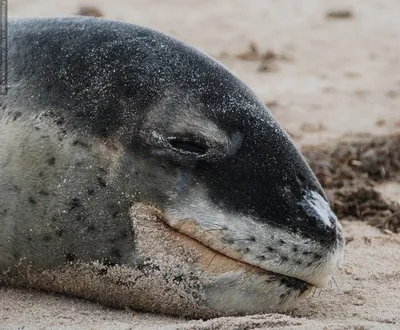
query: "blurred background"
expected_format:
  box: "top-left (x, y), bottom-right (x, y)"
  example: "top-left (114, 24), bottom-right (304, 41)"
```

top-left (9, 0), bottom-right (400, 147)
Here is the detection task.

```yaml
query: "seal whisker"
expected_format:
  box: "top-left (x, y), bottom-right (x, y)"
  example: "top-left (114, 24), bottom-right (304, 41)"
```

top-left (203, 227), bottom-right (226, 233)
top-left (206, 245), bottom-right (230, 268)
top-left (311, 287), bottom-right (317, 299)
top-left (206, 252), bottom-right (218, 269)
top-left (306, 288), bottom-right (315, 301)
top-left (331, 277), bottom-right (340, 291)
top-left (316, 289), bottom-right (323, 298)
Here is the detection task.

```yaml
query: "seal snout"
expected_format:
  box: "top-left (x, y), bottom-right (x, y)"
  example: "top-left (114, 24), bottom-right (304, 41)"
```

top-left (301, 191), bottom-right (342, 243)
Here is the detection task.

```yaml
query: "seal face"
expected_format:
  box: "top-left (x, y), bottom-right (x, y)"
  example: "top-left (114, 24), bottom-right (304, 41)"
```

top-left (0, 17), bottom-right (344, 317)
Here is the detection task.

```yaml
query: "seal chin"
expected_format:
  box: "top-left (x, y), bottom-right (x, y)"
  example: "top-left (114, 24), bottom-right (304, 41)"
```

top-left (205, 270), bottom-right (313, 315)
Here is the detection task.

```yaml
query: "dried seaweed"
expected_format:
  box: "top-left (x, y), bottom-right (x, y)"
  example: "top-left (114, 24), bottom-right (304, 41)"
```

top-left (303, 134), bottom-right (400, 188)
top-left (332, 186), bottom-right (400, 233)
top-left (303, 134), bottom-right (400, 233)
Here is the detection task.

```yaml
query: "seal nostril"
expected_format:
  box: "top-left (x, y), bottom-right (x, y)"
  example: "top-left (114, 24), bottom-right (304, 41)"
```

top-left (301, 190), bottom-right (341, 240)
top-left (329, 214), bottom-right (337, 226)
top-left (323, 214), bottom-right (338, 233)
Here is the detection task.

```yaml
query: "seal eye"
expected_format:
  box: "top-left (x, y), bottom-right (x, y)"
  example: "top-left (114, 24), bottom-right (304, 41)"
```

top-left (168, 138), bottom-right (207, 155)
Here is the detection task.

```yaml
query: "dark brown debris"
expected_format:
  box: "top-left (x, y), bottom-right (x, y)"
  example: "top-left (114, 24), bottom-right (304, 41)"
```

top-left (376, 119), bottom-right (386, 127)
top-left (236, 42), bottom-right (293, 73)
top-left (236, 41), bottom-right (259, 61)
top-left (77, 6), bottom-right (104, 18)
top-left (325, 8), bottom-right (354, 20)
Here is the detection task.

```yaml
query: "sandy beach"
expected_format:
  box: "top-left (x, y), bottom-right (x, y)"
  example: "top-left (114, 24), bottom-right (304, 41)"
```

top-left (2, 0), bottom-right (400, 329)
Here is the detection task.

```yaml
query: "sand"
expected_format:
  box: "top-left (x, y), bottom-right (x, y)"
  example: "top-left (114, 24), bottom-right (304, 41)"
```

top-left (2, 0), bottom-right (400, 329)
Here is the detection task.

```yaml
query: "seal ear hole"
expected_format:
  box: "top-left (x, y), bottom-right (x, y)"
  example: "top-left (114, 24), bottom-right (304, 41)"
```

top-left (168, 137), bottom-right (208, 155)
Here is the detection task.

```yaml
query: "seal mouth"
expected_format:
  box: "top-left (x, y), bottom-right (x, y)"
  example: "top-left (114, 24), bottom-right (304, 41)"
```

top-left (164, 217), bottom-right (314, 292)
top-left (197, 236), bottom-right (313, 292)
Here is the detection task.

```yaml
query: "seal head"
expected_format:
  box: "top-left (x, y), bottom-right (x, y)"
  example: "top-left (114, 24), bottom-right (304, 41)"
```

top-left (0, 17), bottom-right (344, 316)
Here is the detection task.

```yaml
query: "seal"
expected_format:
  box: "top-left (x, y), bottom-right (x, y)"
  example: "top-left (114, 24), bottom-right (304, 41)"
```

top-left (0, 17), bottom-right (344, 318)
